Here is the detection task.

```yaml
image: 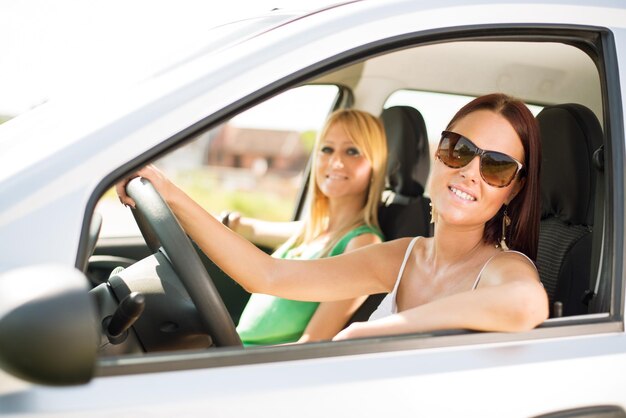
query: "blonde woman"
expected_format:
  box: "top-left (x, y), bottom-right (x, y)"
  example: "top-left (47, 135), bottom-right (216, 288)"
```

top-left (121, 109), bottom-right (388, 345)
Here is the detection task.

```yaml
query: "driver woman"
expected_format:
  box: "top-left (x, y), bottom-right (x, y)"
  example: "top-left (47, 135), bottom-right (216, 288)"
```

top-left (118, 93), bottom-right (549, 340)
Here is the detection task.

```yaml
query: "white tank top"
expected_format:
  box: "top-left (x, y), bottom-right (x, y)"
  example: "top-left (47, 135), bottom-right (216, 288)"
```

top-left (368, 236), bottom-right (534, 321)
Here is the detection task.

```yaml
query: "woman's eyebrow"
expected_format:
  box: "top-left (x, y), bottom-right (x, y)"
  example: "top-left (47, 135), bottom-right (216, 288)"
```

top-left (337, 140), bottom-right (358, 147)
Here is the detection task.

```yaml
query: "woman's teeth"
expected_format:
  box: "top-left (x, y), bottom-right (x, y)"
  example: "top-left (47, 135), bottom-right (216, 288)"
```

top-left (450, 186), bottom-right (476, 201)
top-left (327, 174), bottom-right (347, 180)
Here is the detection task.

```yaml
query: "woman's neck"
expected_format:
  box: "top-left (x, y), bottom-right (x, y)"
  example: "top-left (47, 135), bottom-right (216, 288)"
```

top-left (430, 222), bottom-right (487, 268)
top-left (326, 195), bottom-right (365, 234)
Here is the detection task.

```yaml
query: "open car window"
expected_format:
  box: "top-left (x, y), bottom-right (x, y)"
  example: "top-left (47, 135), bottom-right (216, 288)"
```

top-left (95, 85), bottom-right (340, 238)
top-left (90, 27), bottom-right (615, 374)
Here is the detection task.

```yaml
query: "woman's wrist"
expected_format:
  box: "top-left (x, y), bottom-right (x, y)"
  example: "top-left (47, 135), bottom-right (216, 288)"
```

top-left (221, 211), bottom-right (241, 232)
top-left (158, 179), bottom-right (186, 208)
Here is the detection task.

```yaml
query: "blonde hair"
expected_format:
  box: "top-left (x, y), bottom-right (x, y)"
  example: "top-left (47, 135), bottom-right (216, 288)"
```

top-left (288, 109), bottom-right (388, 257)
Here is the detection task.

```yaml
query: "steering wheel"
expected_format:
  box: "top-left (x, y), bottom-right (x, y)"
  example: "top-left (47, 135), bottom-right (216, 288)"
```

top-left (126, 177), bottom-right (242, 347)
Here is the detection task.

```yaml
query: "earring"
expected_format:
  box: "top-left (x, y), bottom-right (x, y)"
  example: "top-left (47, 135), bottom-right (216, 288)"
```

top-left (500, 206), bottom-right (511, 250)
top-left (429, 202), bottom-right (437, 224)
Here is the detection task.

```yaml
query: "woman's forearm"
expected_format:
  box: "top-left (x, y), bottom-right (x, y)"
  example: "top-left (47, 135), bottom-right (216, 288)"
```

top-left (159, 182), bottom-right (391, 301)
top-left (334, 280), bottom-right (548, 340)
top-left (118, 166), bottom-right (397, 302)
top-left (298, 296), bottom-right (369, 342)
top-left (166, 185), bottom-right (278, 294)
top-left (234, 217), bottom-right (303, 250)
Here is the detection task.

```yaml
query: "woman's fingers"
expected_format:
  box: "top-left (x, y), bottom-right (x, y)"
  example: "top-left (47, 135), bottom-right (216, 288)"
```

top-left (332, 323), bottom-right (358, 341)
top-left (332, 321), bottom-right (373, 341)
top-left (116, 174), bottom-right (139, 208)
top-left (136, 165), bottom-right (173, 199)
top-left (136, 165), bottom-right (159, 180)
top-left (115, 165), bottom-right (166, 208)
top-left (116, 164), bottom-right (175, 209)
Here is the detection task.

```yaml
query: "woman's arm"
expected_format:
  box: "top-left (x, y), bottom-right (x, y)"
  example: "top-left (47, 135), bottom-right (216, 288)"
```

top-left (117, 165), bottom-right (402, 301)
top-left (224, 212), bottom-right (302, 250)
top-left (333, 252), bottom-right (549, 340)
top-left (298, 233), bottom-right (382, 342)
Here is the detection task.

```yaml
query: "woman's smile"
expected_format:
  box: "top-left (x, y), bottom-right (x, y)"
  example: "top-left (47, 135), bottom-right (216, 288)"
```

top-left (325, 172), bottom-right (349, 181)
top-left (448, 185), bottom-right (477, 202)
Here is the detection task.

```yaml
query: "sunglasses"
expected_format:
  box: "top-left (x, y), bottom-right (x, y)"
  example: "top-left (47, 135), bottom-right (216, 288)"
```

top-left (436, 131), bottom-right (525, 188)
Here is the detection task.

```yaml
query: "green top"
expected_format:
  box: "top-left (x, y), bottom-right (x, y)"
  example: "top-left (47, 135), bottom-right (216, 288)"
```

top-left (236, 224), bottom-right (384, 346)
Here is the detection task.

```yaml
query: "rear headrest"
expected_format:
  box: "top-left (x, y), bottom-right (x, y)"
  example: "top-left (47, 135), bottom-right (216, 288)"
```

top-left (381, 106), bottom-right (430, 197)
top-left (537, 104), bottom-right (603, 225)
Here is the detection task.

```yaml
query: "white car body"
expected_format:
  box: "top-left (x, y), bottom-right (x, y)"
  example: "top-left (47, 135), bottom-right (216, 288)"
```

top-left (1, 1), bottom-right (625, 416)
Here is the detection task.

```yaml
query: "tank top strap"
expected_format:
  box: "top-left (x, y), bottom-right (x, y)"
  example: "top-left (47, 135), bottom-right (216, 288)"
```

top-left (391, 236), bottom-right (421, 294)
top-left (471, 253), bottom-right (499, 290)
top-left (506, 250), bottom-right (536, 267)
top-left (471, 249), bottom-right (537, 290)
top-left (368, 236), bottom-right (421, 321)
top-left (327, 224), bottom-right (384, 257)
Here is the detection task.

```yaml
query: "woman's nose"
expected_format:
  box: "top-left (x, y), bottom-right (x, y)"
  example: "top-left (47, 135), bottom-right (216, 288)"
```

top-left (330, 154), bottom-right (344, 168)
top-left (459, 156), bottom-right (480, 183)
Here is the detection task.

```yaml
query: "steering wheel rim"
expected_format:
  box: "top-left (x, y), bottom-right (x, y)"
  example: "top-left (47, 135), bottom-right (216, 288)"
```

top-left (126, 177), bottom-right (242, 347)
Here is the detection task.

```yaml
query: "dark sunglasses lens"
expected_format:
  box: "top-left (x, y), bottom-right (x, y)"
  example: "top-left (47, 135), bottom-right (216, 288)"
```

top-left (480, 152), bottom-right (519, 187)
top-left (438, 134), bottom-right (476, 168)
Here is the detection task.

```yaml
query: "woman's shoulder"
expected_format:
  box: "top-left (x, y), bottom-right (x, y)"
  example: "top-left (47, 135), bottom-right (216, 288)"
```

top-left (344, 225), bottom-right (383, 252)
top-left (481, 249), bottom-right (539, 285)
top-left (380, 236), bottom-right (427, 254)
top-left (343, 231), bottom-right (385, 251)
top-left (494, 250), bottom-right (536, 268)
top-left (344, 224), bottom-right (384, 240)
top-left (388, 235), bottom-right (428, 247)
top-left (328, 224), bottom-right (380, 256)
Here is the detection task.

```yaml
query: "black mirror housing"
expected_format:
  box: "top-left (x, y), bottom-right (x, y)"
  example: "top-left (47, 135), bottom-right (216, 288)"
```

top-left (0, 265), bottom-right (98, 386)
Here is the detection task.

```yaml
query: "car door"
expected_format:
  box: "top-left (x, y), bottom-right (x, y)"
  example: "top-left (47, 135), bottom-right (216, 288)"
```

top-left (1, 2), bottom-right (625, 417)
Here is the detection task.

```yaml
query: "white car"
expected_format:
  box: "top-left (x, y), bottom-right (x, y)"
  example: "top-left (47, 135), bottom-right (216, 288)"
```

top-left (1, 1), bottom-right (625, 416)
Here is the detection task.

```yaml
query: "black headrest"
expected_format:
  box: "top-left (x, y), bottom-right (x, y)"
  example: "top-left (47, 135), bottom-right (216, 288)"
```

top-left (381, 106), bottom-right (430, 197)
top-left (537, 104), bottom-right (602, 225)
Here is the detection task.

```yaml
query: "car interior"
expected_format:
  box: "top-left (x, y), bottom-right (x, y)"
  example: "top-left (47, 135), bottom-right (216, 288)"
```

top-left (535, 103), bottom-right (604, 318)
top-left (88, 32), bottom-right (609, 356)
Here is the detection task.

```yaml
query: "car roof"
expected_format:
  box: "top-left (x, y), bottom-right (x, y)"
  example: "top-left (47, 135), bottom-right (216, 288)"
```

top-left (315, 40), bottom-right (600, 108)
top-left (0, 0), bottom-right (623, 203)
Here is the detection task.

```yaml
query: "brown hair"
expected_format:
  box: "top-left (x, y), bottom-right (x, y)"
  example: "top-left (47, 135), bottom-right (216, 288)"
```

top-left (446, 93), bottom-right (541, 260)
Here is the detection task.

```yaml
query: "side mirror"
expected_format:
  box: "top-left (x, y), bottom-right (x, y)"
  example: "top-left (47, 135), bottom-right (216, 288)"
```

top-left (0, 265), bottom-right (98, 386)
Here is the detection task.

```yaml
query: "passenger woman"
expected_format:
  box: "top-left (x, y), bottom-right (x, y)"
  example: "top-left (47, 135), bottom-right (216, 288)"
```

top-left (225, 109), bottom-right (387, 344)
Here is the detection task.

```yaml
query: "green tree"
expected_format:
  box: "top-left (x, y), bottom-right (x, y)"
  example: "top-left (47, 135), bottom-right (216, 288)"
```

top-left (300, 130), bottom-right (317, 152)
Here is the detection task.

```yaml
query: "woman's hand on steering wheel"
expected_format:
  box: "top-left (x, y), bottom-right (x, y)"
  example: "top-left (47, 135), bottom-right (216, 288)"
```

top-left (116, 164), bottom-right (174, 209)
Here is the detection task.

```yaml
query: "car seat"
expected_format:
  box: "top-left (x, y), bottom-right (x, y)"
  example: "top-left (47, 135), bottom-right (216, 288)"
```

top-left (347, 105), bottom-right (432, 323)
top-left (377, 105), bottom-right (432, 240)
top-left (535, 103), bottom-right (603, 317)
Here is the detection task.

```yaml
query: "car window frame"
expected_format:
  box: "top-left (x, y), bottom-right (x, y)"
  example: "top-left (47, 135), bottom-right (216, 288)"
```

top-left (596, 25), bottom-right (624, 323)
top-left (89, 23), bottom-right (623, 378)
